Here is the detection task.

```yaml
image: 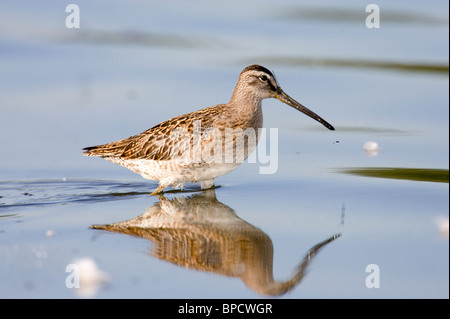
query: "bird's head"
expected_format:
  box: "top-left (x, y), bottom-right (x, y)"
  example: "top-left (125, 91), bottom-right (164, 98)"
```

top-left (235, 64), bottom-right (334, 130)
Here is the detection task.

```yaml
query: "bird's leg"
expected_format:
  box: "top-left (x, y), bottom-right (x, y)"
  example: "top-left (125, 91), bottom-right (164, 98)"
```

top-left (150, 184), bottom-right (167, 195)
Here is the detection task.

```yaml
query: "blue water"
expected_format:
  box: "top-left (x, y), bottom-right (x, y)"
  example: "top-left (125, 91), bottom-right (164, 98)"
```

top-left (0, 0), bottom-right (448, 298)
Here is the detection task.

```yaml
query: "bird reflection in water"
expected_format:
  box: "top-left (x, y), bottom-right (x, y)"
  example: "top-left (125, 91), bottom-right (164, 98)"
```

top-left (91, 190), bottom-right (340, 296)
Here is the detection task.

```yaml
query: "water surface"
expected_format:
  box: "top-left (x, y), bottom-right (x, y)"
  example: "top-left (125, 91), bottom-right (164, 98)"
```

top-left (0, 0), bottom-right (448, 299)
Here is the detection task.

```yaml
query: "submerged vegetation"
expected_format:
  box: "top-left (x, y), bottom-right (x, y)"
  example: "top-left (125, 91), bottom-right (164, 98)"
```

top-left (341, 167), bottom-right (449, 183)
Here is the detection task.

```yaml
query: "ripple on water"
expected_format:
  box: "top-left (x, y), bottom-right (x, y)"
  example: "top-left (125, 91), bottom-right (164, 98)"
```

top-left (0, 179), bottom-right (159, 210)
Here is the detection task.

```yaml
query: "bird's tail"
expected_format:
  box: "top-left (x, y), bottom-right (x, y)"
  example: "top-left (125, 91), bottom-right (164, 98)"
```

top-left (82, 140), bottom-right (128, 158)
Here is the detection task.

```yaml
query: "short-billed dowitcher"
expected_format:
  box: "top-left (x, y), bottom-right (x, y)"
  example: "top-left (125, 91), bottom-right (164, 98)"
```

top-left (83, 65), bottom-right (334, 194)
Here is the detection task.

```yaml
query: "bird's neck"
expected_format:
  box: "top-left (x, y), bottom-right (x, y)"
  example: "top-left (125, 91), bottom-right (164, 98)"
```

top-left (227, 94), bottom-right (263, 131)
top-left (229, 84), bottom-right (264, 114)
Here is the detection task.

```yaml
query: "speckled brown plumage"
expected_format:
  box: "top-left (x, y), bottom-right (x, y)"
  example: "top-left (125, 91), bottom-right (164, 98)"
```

top-left (83, 103), bottom-right (259, 161)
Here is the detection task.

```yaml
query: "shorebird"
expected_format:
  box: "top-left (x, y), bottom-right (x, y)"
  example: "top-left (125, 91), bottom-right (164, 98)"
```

top-left (83, 65), bottom-right (334, 194)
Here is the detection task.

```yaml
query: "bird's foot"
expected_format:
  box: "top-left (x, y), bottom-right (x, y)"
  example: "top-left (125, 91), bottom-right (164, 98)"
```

top-left (150, 184), bottom-right (167, 195)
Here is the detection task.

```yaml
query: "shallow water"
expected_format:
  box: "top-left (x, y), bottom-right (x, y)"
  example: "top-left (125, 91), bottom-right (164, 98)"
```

top-left (0, 0), bottom-right (448, 298)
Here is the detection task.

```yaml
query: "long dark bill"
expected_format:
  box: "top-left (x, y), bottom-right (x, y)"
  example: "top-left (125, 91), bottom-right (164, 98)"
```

top-left (276, 89), bottom-right (335, 131)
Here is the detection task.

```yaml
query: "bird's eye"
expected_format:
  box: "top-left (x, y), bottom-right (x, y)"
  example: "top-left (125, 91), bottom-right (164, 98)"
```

top-left (259, 75), bottom-right (268, 82)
